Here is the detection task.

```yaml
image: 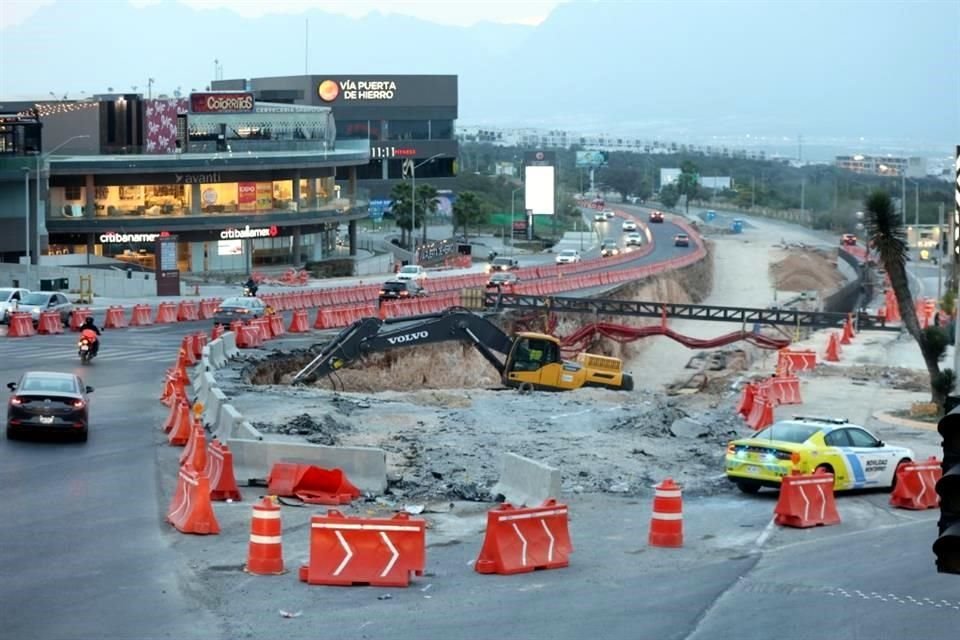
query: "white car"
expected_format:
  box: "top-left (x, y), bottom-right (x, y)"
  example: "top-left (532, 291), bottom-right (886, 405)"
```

top-left (0, 288), bottom-right (30, 324)
top-left (602, 210), bottom-right (615, 220)
top-left (625, 232), bottom-right (644, 246)
top-left (593, 212), bottom-right (607, 222)
top-left (555, 249), bottom-right (582, 264)
top-left (395, 265), bottom-right (427, 281)
top-left (622, 220), bottom-right (638, 232)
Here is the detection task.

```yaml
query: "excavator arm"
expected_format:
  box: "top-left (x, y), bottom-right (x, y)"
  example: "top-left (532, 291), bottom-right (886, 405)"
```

top-left (290, 308), bottom-right (515, 386)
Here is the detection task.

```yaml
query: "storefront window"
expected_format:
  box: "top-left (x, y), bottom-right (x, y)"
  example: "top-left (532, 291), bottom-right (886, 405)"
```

top-left (386, 120), bottom-right (429, 141)
top-left (336, 120), bottom-right (373, 140)
top-left (430, 119), bottom-right (453, 139)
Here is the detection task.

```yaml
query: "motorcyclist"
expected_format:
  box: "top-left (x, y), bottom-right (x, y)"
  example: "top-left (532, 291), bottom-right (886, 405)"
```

top-left (80, 316), bottom-right (101, 357)
top-left (243, 277), bottom-right (259, 297)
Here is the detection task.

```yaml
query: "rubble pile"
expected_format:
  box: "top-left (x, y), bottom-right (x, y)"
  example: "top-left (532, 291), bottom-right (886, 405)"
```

top-left (251, 412), bottom-right (352, 446)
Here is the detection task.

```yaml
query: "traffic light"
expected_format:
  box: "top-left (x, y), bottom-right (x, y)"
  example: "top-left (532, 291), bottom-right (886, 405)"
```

top-left (934, 404), bottom-right (960, 574)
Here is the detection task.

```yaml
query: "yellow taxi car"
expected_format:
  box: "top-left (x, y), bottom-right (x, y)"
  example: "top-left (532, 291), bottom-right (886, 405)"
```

top-left (725, 416), bottom-right (914, 494)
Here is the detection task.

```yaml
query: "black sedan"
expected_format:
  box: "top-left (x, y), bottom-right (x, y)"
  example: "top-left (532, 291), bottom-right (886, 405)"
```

top-left (212, 296), bottom-right (268, 326)
top-left (6, 371), bottom-right (94, 442)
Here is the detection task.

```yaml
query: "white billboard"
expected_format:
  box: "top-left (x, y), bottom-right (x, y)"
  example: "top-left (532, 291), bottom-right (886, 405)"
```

top-left (524, 165), bottom-right (555, 215)
top-left (217, 239), bottom-right (243, 256)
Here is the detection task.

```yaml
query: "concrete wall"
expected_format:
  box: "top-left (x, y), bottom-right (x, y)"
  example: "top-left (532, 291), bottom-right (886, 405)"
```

top-left (353, 252), bottom-right (394, 276)
top-left (0, 262), bottom-right (161, 296)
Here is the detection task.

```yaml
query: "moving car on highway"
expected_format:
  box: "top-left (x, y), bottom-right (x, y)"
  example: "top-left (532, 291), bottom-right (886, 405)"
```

top-left (6, 371), bottom-right (94, 442)
top-left (649, 211), bottom-right (665, 223)
top-left (602, 209), bottom-right (615, 220)
top-left (674, 233), bottom-right (690, 247)
top-left (16, 292), bottom-right (73, 327)
top-left (396, 264), bottom-right (427, 281)
top-left (486, 272), bottom-right (519, 290)
top-left (212, 296), bottom-right (268, 325)
top-left (593, 211), bottom-right (607, 222)
top-left (725, 416), bottom-right (914, 494)
top-left (555, 249), bottom-right (582, 264)
top-left (622, 219), bottom-right (638, 232)
top-left (600, 239), bottom-right (620, 257)
top-left (0, 287), bottom-right (30, 324)
top-left (625, 232), bottom-right (644, 246)
top-left (379, 279), bottom-right (426, 300)
top-left (487, 256), bottom-right (519, 273)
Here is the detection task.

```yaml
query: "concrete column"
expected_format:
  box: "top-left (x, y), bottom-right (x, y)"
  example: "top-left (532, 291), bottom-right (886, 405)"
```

top-left (291, 227), bottom-right (302, 264)
top-left (348, 219), bottom-right (358, 257)
top-left (306, 178), bottom-right (317, 210)
top-left (292, 171), bottom-right (302, 210)
top-left (84, 175), bottom-right (96, 219)
top-left (191, 183), bottom-right (202, 214)
top-left (349, 166), bottom-right (358, 203)
top-left (86, 234), bottom-right (95, 265)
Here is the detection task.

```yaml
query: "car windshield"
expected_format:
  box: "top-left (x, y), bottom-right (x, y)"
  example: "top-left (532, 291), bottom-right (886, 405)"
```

top-left (20, 374), bottom-right (77, 394)
top-left (492, 258), bottom-right (513, 265)
top-left (382, 282), bottom-right (407, 290)
top-left (752, 423), bottom-right (820, 443)
top-left (560, 250), bottom-right (577, 257)
top-left (20, 293), bottom-right (50, 305)
top-left (491, 273), bottom-right (513, 281)
top-left (400, 266), bottom-right (420, 274)
top-left (221, 297), bottom-right (259, 308)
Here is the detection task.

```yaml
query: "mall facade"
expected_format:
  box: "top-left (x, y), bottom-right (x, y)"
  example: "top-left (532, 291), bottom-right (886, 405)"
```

top-left (211, 75), bottom-right (459, 213)
top-left (0, 91), bottom-right (370, 272)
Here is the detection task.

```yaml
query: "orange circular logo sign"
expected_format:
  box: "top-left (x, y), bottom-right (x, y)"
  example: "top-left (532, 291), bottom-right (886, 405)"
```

top-left (318, 80), bottom-right (339, 102)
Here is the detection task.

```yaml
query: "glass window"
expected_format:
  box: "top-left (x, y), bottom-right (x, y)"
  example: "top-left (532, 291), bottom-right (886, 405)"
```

top-left (824, 430), bottom-right (851, 447)
top-left (336, 120), bottom-right (373, 140)
top-left (430, 119), bottom-right (453, 139)
top-left (847, 429), bottom-right (880, 448)
top-left (752, 423), bottom-right (819, 444)
top-left (65, 185), bottom-right (82, 200)
top-left (386, 120), bottom-right (429, 141)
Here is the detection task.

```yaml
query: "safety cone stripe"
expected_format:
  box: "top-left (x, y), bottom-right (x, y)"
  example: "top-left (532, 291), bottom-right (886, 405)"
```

top-left (333, 531), bottom-right (354, 575)
top-left (497, 508), bottom-right (568, 522)
top-left (311, 522), bottom-right (421, 532)
top-left (652, 512), bottom-right (683, 520)
top-left (789, 477), bottom-right (833, 487)
top-left (253, 510), bottom-right (281, 520)
top-left (908, 464), bottom-right (941, 472)
top-left (249, 534), bottom-right (282, 544)
top-left (379, 532), bottom-right (400, 577)
top-left (655, 489), bottom-right (682, 498)
top-left (511, 523), bottom-right (528, 566)
top-left (540, 519), bottom-right (555, 562)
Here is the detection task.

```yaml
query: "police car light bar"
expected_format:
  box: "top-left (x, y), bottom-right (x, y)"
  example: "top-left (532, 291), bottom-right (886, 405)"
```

top-left (792, 415), bottom-right (849, 424)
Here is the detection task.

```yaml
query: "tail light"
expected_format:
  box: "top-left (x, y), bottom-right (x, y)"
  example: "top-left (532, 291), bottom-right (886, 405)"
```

top-left (379, 290), bottom-right (386, 295)
top-left (214, 307), bottom-right (223, 313)
top-left (238, 308), bottom-right (250, 314)
top-left (400, 291), bottom-right (409, 297)
top-left (10, 396), bottom-right (23, 406)
top-left (726, 443), bottom-right (735, 455)
top-left (72, 399), bottom-right (86, 409)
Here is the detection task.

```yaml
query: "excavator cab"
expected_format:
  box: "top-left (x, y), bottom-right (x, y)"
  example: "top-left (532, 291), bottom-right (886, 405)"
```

top-left (504, 332), bottom-right (633, 391)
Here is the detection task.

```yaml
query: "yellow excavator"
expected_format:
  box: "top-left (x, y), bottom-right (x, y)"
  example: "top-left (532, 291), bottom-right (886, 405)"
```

top-left (291, 308), bottom-right (633, 392)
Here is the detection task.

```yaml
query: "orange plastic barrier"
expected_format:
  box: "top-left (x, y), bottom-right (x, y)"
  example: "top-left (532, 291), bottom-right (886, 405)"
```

top-left (179, 337), bottom-right (198, 367)
top-left (251, 317), bottom-right (272, 340)
top-left (211, 323), bottom-right (225, 341)
top-left (69, 308), bottom-right (92, 331)
top-left (774, 469), bottom-right (840, 528)
top-left (198, 299), bottom-right (218, 320)
top-left (203, 440), bottom-right (242, 501)
top-left (474, 499), bottom-right (572, 574)
top-left (889, 457), bottom-right (941, 510)
top-left (288, 309), bottom-right (310, 333)
top-left (768, 376), bottom-right (802, 405)
top-left (298, 511), bottom-right (425, 587)
top-left (167, 402), bottom-right (195, 446)
top-left (841, 317), bottom-right (854, 345)
top-left (314, 308), bottom-right (335, 329)
top-left (237, 325), bottom-right (263, 349)
top-left (6, 312), bottom-right (35, 337)
top-left (825, 332), bottom-right (841, 362)
top-left (245, 497), bottom-right (285, 575)
top-left (190, 332), bottom-right (207, 360)
top-left (166, 467), bottom-right (220, 535)
top-left (736, 383), bottom-right (756, 418)
top-left (130, 304), bottom-right (154, 326)
top-left (161, 396), bottom-right (189, 433)
top-left (179, 426), bottom-right (207, 472)
top-left (267, 462), bottom-right (361, 505)
top-left (160, 368), bottom-right (188, 407)
top-left (177, 300), bottom-right (199, 322)
top-left (777, 349), bottom-right (817, 373)
top-left (648, 479), bottom-right (683, 547)
top-left (103, 305), bottom-right (128, 329)
top-left (155, 302), bottom-right (178, 324)
top-left (268, 314), bottom-right (285, 337)
top-left (745, 387), bottom-right (775, 430)
top-left (37, 310), bottom-right (63, 334)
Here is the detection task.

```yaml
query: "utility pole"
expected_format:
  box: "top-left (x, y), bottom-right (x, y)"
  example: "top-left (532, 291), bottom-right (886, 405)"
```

top-left (800, 177), bottom-right (805, 216)
top-left (751, 175), bottom-right (756, 208)
top-left (901, 172), bottom-right (907, 225)
top-left (938, 202), bottom-right (944, 303)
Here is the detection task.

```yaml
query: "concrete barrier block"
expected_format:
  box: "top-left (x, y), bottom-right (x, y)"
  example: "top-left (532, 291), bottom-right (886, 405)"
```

top-left (213, 403), bottom-right (244, 441)
top-left (204, 387), bottom-right (227, 429)
top-left (222, 332), bottom-right (238, 359)
top-left (491, 452), bottom-right (561, 507)
top-left (226, 438), bottom-right (388, 494)
top-left (208, 339), bottom-right (226, 369)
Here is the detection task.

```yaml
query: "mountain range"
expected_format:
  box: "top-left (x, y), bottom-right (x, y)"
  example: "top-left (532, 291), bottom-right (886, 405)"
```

top-left (1, 0), bottom-right (957, 153)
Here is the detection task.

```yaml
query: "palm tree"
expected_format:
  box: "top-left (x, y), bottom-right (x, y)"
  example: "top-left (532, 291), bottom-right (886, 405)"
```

top-left (452, 191), bottom-right (484, 239)
top-left (415, 184), bottom-right (439, 247)
top-left (864, 190), bottom-right (953, 409)
top-left (389, 183), bottom-right (415, 250)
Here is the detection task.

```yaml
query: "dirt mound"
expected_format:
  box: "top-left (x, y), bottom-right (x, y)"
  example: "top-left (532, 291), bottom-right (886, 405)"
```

top-left (770, 249), bottom-right (843, 292)
top-left (251, 412), bottom-right (352, 445)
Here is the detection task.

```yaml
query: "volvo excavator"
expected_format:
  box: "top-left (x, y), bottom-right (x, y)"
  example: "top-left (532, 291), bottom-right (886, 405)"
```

top-left (290, 308), bottom-right (634, 392)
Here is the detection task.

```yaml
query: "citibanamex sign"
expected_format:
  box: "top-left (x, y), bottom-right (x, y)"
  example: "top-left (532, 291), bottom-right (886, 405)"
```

top-left (220, 225), bottom-right (280, 240)
top-left (190, 92), bottom-right (255, 113)
top-left (99, 231), bottom-right (167, 243)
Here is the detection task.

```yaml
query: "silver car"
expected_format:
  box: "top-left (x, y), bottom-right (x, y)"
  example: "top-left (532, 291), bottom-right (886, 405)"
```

top-left (16, 292), bottom-right (74, 326)
top-left (0, 288), bottom-right (30, 324)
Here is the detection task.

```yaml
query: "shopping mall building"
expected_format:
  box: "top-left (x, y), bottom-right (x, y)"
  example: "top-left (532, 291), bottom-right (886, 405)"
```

top-left (0, 74), bottom-right (458, 272)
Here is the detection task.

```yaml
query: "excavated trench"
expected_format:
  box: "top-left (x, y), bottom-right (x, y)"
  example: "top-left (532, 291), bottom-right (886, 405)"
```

top-left (245, 245), bottom-right (715, 392)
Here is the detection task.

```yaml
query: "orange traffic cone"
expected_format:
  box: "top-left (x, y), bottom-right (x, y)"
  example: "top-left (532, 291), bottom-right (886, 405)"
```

top-left (825, 332), bottom-right (841, 362)
top-left (649, 478), bottom-right (683, 548)
top-left (245, 497), bottom-right (285, 575)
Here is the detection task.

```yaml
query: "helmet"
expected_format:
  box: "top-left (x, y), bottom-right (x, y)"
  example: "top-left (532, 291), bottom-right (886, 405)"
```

top-left (82, 316), bottom-right (94, 325)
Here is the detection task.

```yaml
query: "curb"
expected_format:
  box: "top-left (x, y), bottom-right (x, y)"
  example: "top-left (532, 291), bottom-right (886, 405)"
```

top-left (872, 411), bottom-right (939, 431)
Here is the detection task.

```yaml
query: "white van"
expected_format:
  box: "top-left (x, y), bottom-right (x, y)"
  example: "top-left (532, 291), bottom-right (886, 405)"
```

top-left (395, 264), bottom-right (427, 281)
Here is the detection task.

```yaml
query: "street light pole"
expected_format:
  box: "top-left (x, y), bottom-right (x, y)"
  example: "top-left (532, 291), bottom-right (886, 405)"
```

top-left (511, 187), bottom-right (522, 255)
top-left (409, 153), bottom-right (443, 265)
top-left (22, 168), bottom-right (30, 288)
top-left (35, 134), bottom-right (90, 266)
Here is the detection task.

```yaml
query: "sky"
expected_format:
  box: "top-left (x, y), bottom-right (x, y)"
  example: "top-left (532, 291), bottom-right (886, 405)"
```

top-left (0, 0), bottom-right (566, 28)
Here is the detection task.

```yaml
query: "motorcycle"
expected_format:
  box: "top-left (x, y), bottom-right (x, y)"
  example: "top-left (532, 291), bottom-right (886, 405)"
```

top-left (243, 285), bottom-right (258, 297)
top-left (78, 337), bottom-right (96, 364)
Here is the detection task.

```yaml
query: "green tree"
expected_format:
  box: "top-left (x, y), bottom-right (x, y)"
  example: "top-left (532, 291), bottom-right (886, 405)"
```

top-left (415, 183), bottom-right (439, 247)
top-left (452, 191), bottom-right (486, 238)
top-left (676, 160), bottom-right (700, 214)
top-left (864, 190), bottom-right (953, 410)
top-left (599, 167), bottom-right (643, 202)
top-left (659, 183), bottom-right (680, 209)
top-left (389, 182), bottom-right (418, 250)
